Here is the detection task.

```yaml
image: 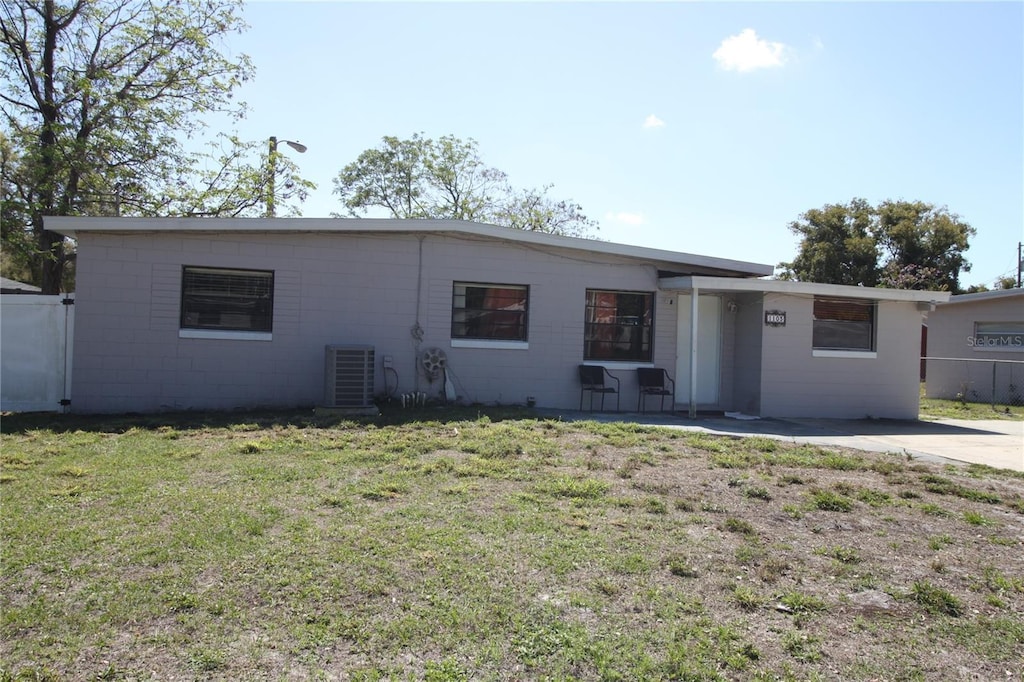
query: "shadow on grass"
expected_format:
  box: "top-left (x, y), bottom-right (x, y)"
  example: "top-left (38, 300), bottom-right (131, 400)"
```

top-left (0, 403), bottom-right (541, 435)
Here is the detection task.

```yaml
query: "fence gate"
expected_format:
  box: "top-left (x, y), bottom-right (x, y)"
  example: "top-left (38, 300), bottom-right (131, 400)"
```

top-left (1, 294), bottom-right (74, 413)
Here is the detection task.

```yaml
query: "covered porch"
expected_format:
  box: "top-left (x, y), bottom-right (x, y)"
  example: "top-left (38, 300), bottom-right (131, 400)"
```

top-left (659, 276), bottom-right (949, 420)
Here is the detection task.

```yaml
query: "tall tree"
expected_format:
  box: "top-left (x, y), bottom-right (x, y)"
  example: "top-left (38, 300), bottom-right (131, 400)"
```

top-left (333, 134), bottom-right (598, 237)
top-left (491, 185), bottom-right (598, 238)
top-left (874, 200), bottom-right (975, 292)
top-left (0, 131), bottom-right (37, 284)
top-left (1, 0), bottom-right (312, 293)
top-left (778, 198), bottom-right (879, 286)
top-left (779, 198), bottom-right (975, 292)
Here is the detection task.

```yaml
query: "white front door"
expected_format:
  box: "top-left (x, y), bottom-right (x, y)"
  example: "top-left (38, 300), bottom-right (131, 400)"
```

top-left (675, 294), bottom-right (722, 406)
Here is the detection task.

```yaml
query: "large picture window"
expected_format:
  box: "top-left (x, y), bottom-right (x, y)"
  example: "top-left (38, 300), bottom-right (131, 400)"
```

top-left (812, 296), bottom-right (875, 352)
top-left (180, 266), bottom-right (274, 332)
top-left (451, 283), bottom-right (528, 341)
top-left (584, 290), bottom-right (654, 362)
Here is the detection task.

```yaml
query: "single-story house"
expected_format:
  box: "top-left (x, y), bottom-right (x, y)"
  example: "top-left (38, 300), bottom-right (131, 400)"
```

top-left (924, 289), bottom-right (1024, 405)
top-left (48, 217), bottom-right (949, 418)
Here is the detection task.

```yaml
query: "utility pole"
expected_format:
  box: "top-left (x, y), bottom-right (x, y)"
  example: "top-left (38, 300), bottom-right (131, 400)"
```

top-left (266, 136), bottom-right (307, 217)
top-left (1018, 241), bottom-right (1022, 288)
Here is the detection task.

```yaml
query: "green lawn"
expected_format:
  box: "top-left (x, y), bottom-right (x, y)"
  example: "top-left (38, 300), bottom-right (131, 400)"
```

top-left (917, 382), bottom-right (1019, 419)
top-left (919, 390), bottom-right (1024, 421)
top-left (2, 408), bottom-right (1022, 681)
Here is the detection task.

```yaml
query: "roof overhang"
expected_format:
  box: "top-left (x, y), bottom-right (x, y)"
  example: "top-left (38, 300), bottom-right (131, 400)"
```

top-left (659, 275), bottom-right (952, 303)
top-left (939, 289), bottom-right (1024, 306)
top-left (45, 216), bottom-right (774, 278)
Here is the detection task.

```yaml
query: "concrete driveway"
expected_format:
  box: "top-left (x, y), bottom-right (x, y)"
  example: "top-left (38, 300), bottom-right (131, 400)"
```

top-left (541, 410), bottom-right (1024, 472)
top-left (765, 417), bottom-right (1023, 472)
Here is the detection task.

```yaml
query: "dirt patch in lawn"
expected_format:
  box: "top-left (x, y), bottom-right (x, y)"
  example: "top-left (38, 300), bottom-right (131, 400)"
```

top-left (1, 412), bottom-right (1022, 680)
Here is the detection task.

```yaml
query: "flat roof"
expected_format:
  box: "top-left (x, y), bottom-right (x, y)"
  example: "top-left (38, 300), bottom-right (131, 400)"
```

top-left (45, 216), bottom-right (775, 278)
top-left (0, 276), bottom-right (41, 293)
top-left (940, 288), bottom-right (1024, 306)
top-left (659, 275), bottom-right (952, 303)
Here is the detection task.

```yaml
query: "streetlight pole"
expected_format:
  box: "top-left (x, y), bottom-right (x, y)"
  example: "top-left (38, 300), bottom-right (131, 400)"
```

top-left (267, 136), bottom-right (307, 218)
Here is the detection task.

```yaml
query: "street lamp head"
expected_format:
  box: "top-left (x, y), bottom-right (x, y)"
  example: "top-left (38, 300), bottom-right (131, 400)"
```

top-left (268, 136), bottom-right (307, 154)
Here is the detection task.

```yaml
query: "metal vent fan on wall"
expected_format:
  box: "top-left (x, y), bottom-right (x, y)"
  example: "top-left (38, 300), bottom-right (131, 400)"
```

top-left (324, 345), bottom-right (375, 408)
top-left (421, 347), bottom-right (447, 377)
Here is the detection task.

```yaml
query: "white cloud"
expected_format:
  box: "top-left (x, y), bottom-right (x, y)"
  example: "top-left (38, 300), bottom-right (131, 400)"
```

top-left (643, 114), bottom-right (665, 129)
top-left (713, 28), bottom-right (788, 72)
top-left (605, 212), bottom-right (646, 226)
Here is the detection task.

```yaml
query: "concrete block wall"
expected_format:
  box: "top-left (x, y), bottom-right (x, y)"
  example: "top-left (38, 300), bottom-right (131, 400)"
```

top-left (71, 230), bottom-right (677, 413)
top-left (925, 295), bottom-right (1024, 404)
top-left (757, 293), bottom-right (924, 419)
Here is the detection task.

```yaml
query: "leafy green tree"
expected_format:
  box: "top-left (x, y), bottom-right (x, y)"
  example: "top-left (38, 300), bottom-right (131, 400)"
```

top-left (777, 198), bottom-right (879, 286)
top-left (995, 275), bottom-right (1019, 290)
top-left (333, 134), bottom-right (598, 237)
top-left (964, 275), bottom-right (1019, 293)
top-left (1, 0), bottom-right (313, 293)
top-left (0, 132), bottom-right (37, 284)
top-left (874, 200), bottom-right (975, 292)
top-left (491, 184), bottom-right (598, 238)
top-left (779, 198), bottom-right (975, 292)
top-left (334, 133), bottom-right (506, 221)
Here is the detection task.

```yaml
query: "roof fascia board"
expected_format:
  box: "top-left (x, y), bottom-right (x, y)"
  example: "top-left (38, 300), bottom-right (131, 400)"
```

top-left (659, 275), bottom-right (952, 303)
top-left (45, 216), bottom-right (773, 277)
top-left (941, 289), bottom-right (1024, 306)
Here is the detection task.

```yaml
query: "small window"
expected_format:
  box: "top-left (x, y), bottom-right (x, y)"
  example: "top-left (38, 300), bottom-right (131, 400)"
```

top-left (971, 321), bottom-right (1024, 352)
top-left (812, 296), bottom-right (875, 352)
top-left (584, 290), bottom-right (654, 362)
top-left (180, 266), bottom-right (274, 332)
top-left (451, 283), bottom-right (528, 341)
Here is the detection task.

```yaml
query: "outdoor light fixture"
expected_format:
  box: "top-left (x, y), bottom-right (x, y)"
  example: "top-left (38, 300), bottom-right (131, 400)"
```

top-left (267, 135), bottom-right (307, 217)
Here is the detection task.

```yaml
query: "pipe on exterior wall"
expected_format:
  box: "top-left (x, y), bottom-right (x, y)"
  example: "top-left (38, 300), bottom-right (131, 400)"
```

top-left (412, 236), bottom-right (426, 393)
top-left (689, 287), bottom-right (699, 419)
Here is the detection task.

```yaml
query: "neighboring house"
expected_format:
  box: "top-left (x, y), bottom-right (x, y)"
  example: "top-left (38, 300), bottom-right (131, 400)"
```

top-left (48, 217), bottom-right (949, 418)
top-left (924, 289), bottom-right (1024, 405)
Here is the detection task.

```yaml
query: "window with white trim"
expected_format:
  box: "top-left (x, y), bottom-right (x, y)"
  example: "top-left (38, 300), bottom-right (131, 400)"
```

top-left (584, 290), bottom-right (654, 362)
top-left (812, 296), bottom-right (875, 352)
top-left (180, 266), bottom-right (274, 332)
top-left (971, 321), bottom-right (1024, 352)
top-left (451, 283), bottom-right (528, 341)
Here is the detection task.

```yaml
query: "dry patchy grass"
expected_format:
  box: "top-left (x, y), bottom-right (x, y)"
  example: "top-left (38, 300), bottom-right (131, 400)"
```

top-left (1, 408), bottom-right (1022, 681)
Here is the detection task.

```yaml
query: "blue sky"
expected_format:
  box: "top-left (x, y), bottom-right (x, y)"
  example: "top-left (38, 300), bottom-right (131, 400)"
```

top-left (226, 1), bottom-right (1023, 287)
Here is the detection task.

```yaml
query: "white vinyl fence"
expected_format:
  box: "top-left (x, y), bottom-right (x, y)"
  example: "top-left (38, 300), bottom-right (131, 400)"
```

top-left (1, 294), bottom-right (74, 413)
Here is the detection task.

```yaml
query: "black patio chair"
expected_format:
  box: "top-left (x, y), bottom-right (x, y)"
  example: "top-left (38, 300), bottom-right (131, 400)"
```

top-left (637, 367), bottom-right (675, 413)
top-left (578, 365), bottom-right (620, 412)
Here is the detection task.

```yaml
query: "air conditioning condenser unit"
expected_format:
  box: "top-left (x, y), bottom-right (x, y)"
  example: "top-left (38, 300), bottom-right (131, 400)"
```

top-left (324, 345), bottom-right (375, 409)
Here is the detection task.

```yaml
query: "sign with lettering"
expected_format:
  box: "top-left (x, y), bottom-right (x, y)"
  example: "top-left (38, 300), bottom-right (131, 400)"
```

top-left (765, 310), bottom-right (787, 327)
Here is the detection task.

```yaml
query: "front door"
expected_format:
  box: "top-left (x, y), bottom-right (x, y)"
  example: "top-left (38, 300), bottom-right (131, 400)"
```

top-left (675, 294), bottom-right (722, 406)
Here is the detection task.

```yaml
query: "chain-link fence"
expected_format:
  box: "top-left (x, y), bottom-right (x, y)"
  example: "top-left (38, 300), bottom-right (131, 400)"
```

top-left (923, 357), bottom-right (1024, 407)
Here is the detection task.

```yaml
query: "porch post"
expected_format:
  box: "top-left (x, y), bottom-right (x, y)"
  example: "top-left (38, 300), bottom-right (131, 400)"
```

top-left (689, 287), bottom-right (699, 419)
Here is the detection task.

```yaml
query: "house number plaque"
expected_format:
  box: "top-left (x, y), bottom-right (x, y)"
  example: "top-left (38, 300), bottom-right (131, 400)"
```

top-left (764, 310), bottom-right (787, 327)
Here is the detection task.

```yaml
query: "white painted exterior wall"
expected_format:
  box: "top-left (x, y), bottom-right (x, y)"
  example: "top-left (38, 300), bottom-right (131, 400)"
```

top-left (925, 290), bottom-right (1024, 404)
top-left (756, 293), bottom-right (926, 419)
top-left (68, 229), bottom-right (689, 413)
top-left (56, 218), bottom-right (945, 418)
